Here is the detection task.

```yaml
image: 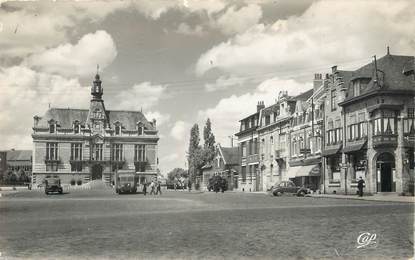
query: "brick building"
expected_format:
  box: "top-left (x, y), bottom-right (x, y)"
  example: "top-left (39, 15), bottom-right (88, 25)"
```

top-left (235, 104), bottom-right (261, 191)
top-left (31, 73), bottom-right (159, 186)
top-left (201, 144), bottom-right (239, 191)
top-left (323, 50), bottom-right (414, 194)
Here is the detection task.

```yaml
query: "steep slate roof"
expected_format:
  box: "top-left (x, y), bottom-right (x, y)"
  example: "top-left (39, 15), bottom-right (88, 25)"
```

top-left (294, 89), bottom-right (313, 101)
top-left (344, 54), bottom-right (414, 100)
top-left (220, 147), bottom-right (239, 165)
top-left (6, 150), bottom-right (32, 161)
top-left (37, 108), bottom-right (154, 130)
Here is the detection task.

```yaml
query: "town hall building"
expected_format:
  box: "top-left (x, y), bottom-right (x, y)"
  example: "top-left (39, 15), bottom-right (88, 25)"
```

top-left (31, 73), bottom-right (160, 186)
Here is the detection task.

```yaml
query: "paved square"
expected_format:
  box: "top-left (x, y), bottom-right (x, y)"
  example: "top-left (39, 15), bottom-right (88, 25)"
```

top-left (0, 189), bottom-right (413, 259)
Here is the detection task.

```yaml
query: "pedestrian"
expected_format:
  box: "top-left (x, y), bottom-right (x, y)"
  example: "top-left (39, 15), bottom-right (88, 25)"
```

top-left (156, 181), bottom-right (162, 195)
top-left (188, 180), bottom-right (192, 192)
top-left (142, 182), bottom-right (147, 196)
top-left (150, 181), bottom-right (155, 195)
top-left (357, 176), bottom-right (365, 197)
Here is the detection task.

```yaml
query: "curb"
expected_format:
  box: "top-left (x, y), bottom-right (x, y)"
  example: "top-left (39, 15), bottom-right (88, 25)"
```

top-left (309, 195), bottom-right (415, 204)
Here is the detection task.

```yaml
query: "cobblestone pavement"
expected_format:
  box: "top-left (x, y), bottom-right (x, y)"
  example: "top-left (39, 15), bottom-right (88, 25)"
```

top-left (0, 189), bottom-right (413, 259)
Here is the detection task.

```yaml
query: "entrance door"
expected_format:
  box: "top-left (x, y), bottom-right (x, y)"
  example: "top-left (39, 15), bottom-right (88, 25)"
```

top-left (91, 164), bottom-right (103, 180)
top-left (380, 163), bottom-right (392, 192)
top-left (376, 152), bottom-right (395, 192)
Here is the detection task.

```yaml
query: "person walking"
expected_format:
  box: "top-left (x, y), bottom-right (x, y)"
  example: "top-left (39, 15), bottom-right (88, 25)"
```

top-left (150, 181), bottom-right (155, 195)
top-left (357, 176), bottom-right (365, 197)
top-left (142, 182), bottom-right (147, 196)
top-left (156, 181), bottom-right (162, 195)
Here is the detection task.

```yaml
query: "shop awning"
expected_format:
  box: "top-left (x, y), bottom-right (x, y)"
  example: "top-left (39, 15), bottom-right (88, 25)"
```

top-left (321, 144), bottom-right (342, 157)
top-left (343, 141), bottom-right (367, 154)
top-left (286, 166), bottom-right (298, 179)
top-left (287, 164), bottom-right (321, 179)
top-left (296, 164), bottom-right (321, 177)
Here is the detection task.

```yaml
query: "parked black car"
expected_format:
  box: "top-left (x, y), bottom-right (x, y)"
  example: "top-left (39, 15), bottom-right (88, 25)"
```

top-left (268, 180), bottom-right (309, 197)
top-left (207, 175), bottom-right (228, 193)
top-left (44, 175), bottom-right (63, 195)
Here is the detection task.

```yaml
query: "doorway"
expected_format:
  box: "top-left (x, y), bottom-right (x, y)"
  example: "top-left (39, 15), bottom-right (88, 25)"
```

top-left (377, 153), bottom-right (395, 192)
top-left (91, 164), bottom-right (103, 180)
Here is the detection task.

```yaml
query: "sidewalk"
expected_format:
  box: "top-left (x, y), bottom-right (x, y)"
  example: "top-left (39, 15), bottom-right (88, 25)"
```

top-left (309, 193), bottom-right (415, 203)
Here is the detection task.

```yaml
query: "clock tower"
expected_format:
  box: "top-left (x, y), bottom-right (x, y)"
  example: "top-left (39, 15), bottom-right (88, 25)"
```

top-left (87, 72), bottom-right (109, 135)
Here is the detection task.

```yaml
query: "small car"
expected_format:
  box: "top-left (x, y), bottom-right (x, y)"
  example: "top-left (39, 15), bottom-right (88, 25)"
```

top-left (44, 175), bottom-right (63, 195)
top-left (207, 175), bottom-right (228, 193)
top-left (269, 180), bottom-right (309, 197)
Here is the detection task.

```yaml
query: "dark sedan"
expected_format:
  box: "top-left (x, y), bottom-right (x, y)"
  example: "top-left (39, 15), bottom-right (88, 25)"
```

top-left (268, 180), bottom-right (309, 197)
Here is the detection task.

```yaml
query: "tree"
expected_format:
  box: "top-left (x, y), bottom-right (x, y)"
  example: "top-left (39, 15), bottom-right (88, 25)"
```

top-left (203, 118), bottom-right (216, 165)
top-left (167, 168), bottom-right (187, 182)
top-left (188, 124), bottom-right (204, 182)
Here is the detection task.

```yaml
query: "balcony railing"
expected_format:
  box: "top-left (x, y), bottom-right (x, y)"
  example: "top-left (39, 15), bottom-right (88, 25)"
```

top-left (44, 157), bottom-right (60, 163)
top-left (372, 134), bottom-right (398, 148)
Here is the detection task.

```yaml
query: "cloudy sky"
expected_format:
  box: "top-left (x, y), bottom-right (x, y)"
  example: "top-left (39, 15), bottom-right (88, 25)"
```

top-left (0, 0), bottom-right (414, 174)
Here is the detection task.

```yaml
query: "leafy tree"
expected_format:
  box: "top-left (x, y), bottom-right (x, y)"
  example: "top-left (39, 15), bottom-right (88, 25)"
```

top-left (203, 118), bottom-right (216, 165)
top-left (167, 168), bottom-right (187, 182)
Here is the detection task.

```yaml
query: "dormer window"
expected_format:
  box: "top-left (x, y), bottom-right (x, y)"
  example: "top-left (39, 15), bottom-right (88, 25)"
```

top-left (137, 122), bottom-right (144, 136)
top-left (115, 125), bottom-right (121, 136)
top-left (49, 123), bottom-right (56, 133)
top-left (73, 122), bottom-right (81, 134)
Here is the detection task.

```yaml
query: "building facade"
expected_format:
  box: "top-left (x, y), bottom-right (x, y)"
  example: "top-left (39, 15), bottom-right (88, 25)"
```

top-left (286, 79), bottom-right (325, 192)
top-left (326, 51), bottom-right (414, 194)
top-left (257, 91), bottom-right (296, 191)
top-left (235, 103), bottom-right (262, 191)
top-left (32, 74), bottom-right (159, 186)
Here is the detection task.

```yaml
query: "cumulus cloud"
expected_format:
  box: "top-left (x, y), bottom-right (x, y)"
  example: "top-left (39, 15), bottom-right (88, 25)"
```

top-left (0, 1), bottom-right (127, 59)
top-left (108, 82), bottom-right (165, 111)
top-left (0, 66), bottom-right (90, 149)
top-left (198, 78), bottom-right (312, 144)
top-left (170, 121), bottom-right (192, 141)
top-left (196, 0), bottom-right (415, 76)
top-left (23, 30), bottom-right (117, 78)
top-left (213, 4), bottom-right (262, 35)
top-left (175, 23), bottom-right (205, 36)
top-left (145, 111), bottom-right (171, 126)
top-left (205, 74), bottom-right (246, 91)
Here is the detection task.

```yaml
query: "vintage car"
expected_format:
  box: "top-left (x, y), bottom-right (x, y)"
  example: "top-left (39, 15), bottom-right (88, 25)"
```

top-left (207, 175), bottom-right (228, 193)
top-left (269, 180), bottom-right (309, 197)
top-left (44, 175), bottom-right (63, 195)
top-left (115, 170), bottom-right (138, 194)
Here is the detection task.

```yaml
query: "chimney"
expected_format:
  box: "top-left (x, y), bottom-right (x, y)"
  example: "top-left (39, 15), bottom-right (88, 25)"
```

top-left (331, 65), bottom-right (337, 73)
top-left (257, 101), bottom-right (265, 112)
top-left (313, 73), bottom-right (323, 91)
top-left (387, 46), bottom-right (390, 55)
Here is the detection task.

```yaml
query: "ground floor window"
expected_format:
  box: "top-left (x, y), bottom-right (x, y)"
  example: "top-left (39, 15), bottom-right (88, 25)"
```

top-left (241, 166), bottom-right (246, 182)
top-left (328, 155), bottom-right (341, 181)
